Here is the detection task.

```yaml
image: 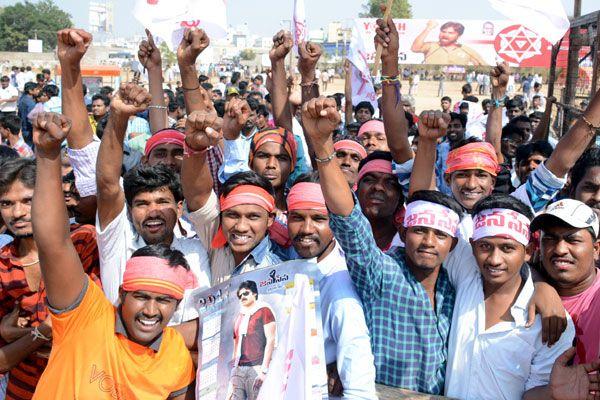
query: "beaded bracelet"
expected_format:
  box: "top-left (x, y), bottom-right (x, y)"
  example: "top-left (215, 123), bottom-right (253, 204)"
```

top-left (315, 151), bottom-right (336, 163)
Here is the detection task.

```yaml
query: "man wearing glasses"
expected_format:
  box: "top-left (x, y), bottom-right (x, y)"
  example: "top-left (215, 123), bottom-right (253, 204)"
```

top-left (229, 280), bottom-right (276, 400)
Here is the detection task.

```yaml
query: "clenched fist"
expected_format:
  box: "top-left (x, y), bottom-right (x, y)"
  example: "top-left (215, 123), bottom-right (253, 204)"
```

top-left (33, 113), bottom-right (72, 157)
top-left (57, 29), bottom-right (93, 65)
top-left (270, 30), bottom-right (293, 62)
top-left (185, 110), bottom-right (222, 151)
top-left (417, 110), bottom-right (450, 141)
top-left (298, 42), bottom-right (322, 77)
top-left (177, 28), bottom-right (210, 67)
top-left (490, 62), bottom-right (510, 90)
top-left (301, 97), bottom-right (341, 144)
top-left (111, 83), bottom-right (152, 117)
top-left (222, 98), bottom-right (251, 140)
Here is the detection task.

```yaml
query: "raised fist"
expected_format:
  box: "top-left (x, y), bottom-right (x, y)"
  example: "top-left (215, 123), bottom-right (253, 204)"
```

top-left (490, 62), bottom-right (510, 90)
top-left (374, 16), bottom-right (399, 61)
top-left (222, 98), bottom-right (251, 140)
top-left (301, 97), bottom-right (341, 143)
top-left (177, 28), bottom-right (210, 67)
top-left (185, 110), bottom-right (222, 151)
top-left (417, 110), bottom-right (450, 141)
top-left (269, 30), bottom-right (293, 62)
top-left (57, 29), bottom-right (93, 65)
top-left (138, 29), bottom-right (162, 71)
top-left (33, 112), bottom-right (72, 156)
top-left (426, 20), bottom-right (438, 30)
top-left (111, 83), bottom-right (152, 117)
top-left (298, 42), bottom-right (322, 77)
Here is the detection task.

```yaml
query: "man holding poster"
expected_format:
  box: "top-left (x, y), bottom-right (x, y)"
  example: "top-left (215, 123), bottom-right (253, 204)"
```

top-left (411, 20), bottom-right (487, 66)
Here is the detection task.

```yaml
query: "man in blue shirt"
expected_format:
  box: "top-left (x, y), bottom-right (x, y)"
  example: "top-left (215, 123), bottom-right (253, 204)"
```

top-left (17, 82), bottom-right (38, 146)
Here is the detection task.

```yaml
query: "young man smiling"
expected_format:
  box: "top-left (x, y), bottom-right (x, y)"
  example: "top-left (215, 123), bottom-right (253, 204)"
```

top-left (30, 112), bottom-right (196, 399)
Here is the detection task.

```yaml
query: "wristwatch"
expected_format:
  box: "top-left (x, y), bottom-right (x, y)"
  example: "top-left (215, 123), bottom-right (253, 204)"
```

top-left (491, 95), bottom-right (509, 108)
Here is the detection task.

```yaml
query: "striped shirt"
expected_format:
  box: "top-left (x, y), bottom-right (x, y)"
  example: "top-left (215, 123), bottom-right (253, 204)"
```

top-left (328, 199), bottom-right (455, 394)
top-left (0, 224), bottom-right (101, 400)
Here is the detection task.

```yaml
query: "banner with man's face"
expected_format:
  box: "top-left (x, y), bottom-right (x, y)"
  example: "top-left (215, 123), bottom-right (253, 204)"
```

top-left (353, 18), bottom-right (554, 67)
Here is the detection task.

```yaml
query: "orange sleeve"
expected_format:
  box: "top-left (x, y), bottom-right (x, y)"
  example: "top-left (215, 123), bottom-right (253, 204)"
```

top-left (168, 330), bottom-right (197, 397)
top-left (50, 276), bottom-right (113, 347)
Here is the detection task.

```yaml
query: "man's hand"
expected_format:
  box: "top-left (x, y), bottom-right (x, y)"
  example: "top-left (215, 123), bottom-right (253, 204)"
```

top-left (177, 28), bottom-right (210, 67)
top-left (56, 28), bottom-right (92, 65)
top-left (527, 282), bottom-right (567, 346)
top-left (185, 110), bottom-right (222, 151)
top-left (418, 110), bottom-right (450, 141)
top-left (138, 29), bottom-right (162, 71)
top-left (253, 371), bottom-right (266, 391)
top-left (301, 96), bottom-right (341, 145)
top-left (110, 83), bottom-right (152, 118)
top-left (549, 347), bottom-right (600, 400)
top-left (374, 16), bottom-right (399, 63)
top-left (269, 30), bottom-right (293, 63)
top-left (33, 113), bottom-right (72, 157)
top-left (298, 42), bottom-right (322, 78)
top-left (490, 62), bottom-right (510, 95)
top-left (0, 306), bottom-right (27, 343)
top-left (222, 98), bottom-right (251, 140)
top-left (426, 20), bottom-right (438, 30)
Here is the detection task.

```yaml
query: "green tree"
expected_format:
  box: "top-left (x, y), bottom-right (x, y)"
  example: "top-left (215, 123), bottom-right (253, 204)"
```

top-left (159, 42), bottom-right (177, 68)
top-left (0, 0), bottom-right (72, 52)
top-left (239, 49), bottom-right (256, 61)
top-left (360, 0), bottom-right (412, 18)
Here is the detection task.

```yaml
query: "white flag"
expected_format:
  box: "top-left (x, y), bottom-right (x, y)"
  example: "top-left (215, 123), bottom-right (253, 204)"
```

top-left (293, 0), bottom-right (307, 49)
top-left (348, 20), bottom-right (378, 110)
top-left (133, 0), bottom-right (227, 51)
top-left (488, 0), bottom-right (569, 43)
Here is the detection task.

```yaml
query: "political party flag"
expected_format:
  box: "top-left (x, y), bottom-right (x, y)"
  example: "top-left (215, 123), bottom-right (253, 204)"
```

top-left (488, 0), bottom-right (569, 43)
top-left (293, 0), bottom-right (308, 49)
top-left (133, 0), bottom-right (227, 51)
top-left (348, 20), bottom-right (378, 110)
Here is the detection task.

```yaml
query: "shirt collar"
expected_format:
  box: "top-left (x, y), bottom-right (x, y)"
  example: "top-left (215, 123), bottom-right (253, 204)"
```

top-left (510, 265), bottom-right (535, 327)
top-left (115, 308), bottom-right (164, 352)
top-left (232, 235), bottom-right (272, 274)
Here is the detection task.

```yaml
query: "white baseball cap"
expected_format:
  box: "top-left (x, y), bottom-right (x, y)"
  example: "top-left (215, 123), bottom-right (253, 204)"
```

top-left (530, 199), bottom-right (599, 238)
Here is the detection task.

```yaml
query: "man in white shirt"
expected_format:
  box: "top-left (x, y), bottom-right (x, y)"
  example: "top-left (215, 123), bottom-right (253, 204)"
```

top-left (444, 194), bottom-right (575, 399)
top-left (0, 75), bottom-right (19, 115)
top-left (95, 82), bottom-right (211, 325)
top-left (285, 173), bottom-right (377, 400)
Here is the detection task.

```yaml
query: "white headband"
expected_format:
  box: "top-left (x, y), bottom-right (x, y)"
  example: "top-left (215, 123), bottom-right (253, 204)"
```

top-left (403, 200), bottom-right (460, 237)
top-left (473, 208), bottom-right (531, 246)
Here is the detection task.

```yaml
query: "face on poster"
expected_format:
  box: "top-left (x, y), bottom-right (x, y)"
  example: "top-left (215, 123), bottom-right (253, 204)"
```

top-left (354, 18), bottom-right (553, 67)
top-left (193, 261), bottom-right (328, 400)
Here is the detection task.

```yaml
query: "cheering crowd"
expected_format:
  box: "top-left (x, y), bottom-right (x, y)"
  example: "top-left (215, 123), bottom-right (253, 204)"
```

top-left (0, 12), bottom-right (599, 400)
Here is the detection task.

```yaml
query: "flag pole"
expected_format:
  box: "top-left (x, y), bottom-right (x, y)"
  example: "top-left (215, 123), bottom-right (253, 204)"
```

top-left (371, 0), bottom-right (394, 76)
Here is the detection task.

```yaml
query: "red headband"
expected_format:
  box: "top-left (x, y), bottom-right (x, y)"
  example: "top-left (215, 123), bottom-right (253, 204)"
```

top-left (287, 182), bottom-right (327, 213)
top-left (357, 119), bottom-right (385, 139)
top-left (357, 159), bottom-right (393, 183)
top-left (249, 127), bottom-right (297, 171)
top-left (122, 256), bottom-right (198, 300)
top-left (211, 185), bottom-right (276, 249)
top-left (445, 142), bottom-right (500, 177)
top-left (334, 140), bottom-right (367, 160)
top-left (144, 129), bottom-right (185, 157)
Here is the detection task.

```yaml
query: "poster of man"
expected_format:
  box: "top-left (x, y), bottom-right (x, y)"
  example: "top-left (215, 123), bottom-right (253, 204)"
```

top-left (411, 20), bottom-right (487, 65)
top-left (227, 281), bottom-right (277, 400)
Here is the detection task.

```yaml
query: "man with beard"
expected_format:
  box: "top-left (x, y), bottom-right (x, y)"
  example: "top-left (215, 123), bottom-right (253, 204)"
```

top-left (569, 148), bottom-right (600, 212)
top-left (96, 83), bottom-right (210, 325)
top-left (29, 112), bottom-right (196, 399)
top-left (285, 173), bottom-right (377, 399)
top-left (301, 95), bottom-right (461, 393)
top-left (0, 157), bottom-right (100, 400)
top-left (333, 139), bottom-right (367, 189)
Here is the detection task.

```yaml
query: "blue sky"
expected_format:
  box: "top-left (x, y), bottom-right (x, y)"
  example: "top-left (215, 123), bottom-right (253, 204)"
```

top-left (0, 0), bottom-right (596, 38)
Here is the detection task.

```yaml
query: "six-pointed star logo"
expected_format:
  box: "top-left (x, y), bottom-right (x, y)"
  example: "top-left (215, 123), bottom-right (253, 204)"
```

top-left (496, 25), bottom-right (542, 63)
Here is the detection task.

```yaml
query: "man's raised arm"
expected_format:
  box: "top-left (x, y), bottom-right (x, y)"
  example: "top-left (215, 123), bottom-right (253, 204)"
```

top-left (486, 63), bottom-right (509, 164)
top-left (32, 113), bottom-right (85, 310)
top-left (269, 31), bottom-right (294, 132)
top-left (177, 28), bottom-right (211, 115)
top-left (375, 16), bottom-right (412, 163)
top-left (57, 28), bottom-right (94, 150)
top-left (96, 84), bottom-right (151, 229)
top-left (139, 29), bottom-right (168, 133)
top-left (545, 87), bottom-right (600, 178)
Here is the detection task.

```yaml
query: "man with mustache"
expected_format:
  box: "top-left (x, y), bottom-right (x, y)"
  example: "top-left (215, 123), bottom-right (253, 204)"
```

top-left (285, 173), bottom-right (377, 399)
top-left (95, 82), bottom-right (210, 325)
top-left (29, 112), bottom-right (196, 399)
top-left (0, 157), bottom-right (100, 400)
top-left (333, 139), bottom-right (367, 189)
top-left (570, 148), bottom-right (600, 212)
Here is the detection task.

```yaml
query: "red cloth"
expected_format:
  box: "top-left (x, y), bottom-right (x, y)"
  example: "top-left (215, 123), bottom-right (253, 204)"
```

top-left (445, 142), bottom-right (500, 177)
top-left (287, 182), bottom-right (327, 213)
top-left (334, 140), bottom-right (367, 160)
top-left (249, 127), bottom-right (297, 171)
top-left (357, 159), bottom-right (393, 183)
top-left (144, 129), bottom-right (185, 156)
top-left (233, 307), bottom-right (276, 366)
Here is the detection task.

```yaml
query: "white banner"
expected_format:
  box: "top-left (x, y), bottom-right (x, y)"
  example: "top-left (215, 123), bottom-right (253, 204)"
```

top-left (348, 19), bottom-right (378, 110)
top-left (352, 18), bottom-right (554, 67)
top-left (133, 0), bottom-right (227, 51)
top-left (292, 0), bottom-right (307, 49)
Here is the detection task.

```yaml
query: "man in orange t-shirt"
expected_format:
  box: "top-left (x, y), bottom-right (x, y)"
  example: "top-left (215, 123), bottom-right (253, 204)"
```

top-left (28, 107), bottom-right (197, 399)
